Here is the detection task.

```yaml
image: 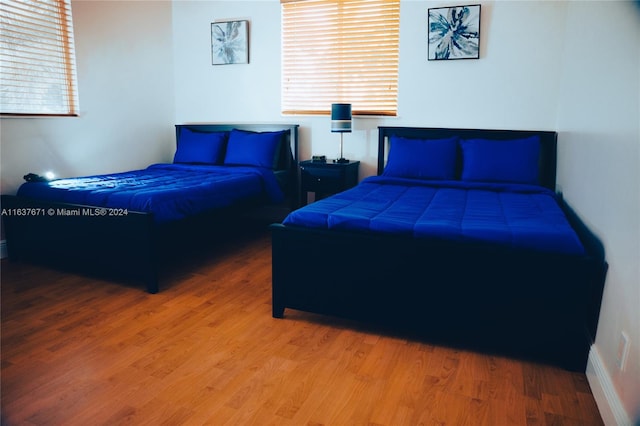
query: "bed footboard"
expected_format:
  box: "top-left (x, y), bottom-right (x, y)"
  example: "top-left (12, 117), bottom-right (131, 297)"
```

top-left (270, 222), bottom-right (606, 371)
top-left (2, 195), bottom-right (159, 293)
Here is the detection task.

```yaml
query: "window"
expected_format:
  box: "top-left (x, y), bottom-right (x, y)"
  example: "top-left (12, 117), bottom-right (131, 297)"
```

top-left (1, 0), bottom-right (79, 116)
top-left (281, 0), bottom-right (400, 116)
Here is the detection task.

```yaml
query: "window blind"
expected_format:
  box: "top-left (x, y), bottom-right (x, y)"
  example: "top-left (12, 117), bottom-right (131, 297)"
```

top-left (1, 0), bottom-right (79, 116)
top-left (281, 0), bottom-right (400, 116)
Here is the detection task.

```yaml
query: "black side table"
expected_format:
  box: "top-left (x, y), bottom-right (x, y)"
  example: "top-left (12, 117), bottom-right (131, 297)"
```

top-left (300, 160), bottom-right (360, 205)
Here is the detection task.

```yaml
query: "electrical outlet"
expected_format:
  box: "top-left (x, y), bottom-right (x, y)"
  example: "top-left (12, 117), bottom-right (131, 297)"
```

top-left (616, 331), bottom-right (630, 371)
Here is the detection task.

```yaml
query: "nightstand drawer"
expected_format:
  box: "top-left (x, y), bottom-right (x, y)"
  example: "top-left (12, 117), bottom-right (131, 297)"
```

top-left (299, 159), bottom-right (360, 206)
top-left (301, 168), bottom-right (342, 192)
top-left (301, 167), bottom-right (342, 192)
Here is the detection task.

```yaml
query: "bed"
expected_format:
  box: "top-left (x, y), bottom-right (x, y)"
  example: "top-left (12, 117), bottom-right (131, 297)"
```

top-left (270, 126), bottom-right (607, 371)
top-left (2, 123), bottom-right (299, 293)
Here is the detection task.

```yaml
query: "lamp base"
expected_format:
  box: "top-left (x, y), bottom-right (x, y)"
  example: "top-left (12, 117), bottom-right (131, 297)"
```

top-left (334, 158), bottom-right (350, 164)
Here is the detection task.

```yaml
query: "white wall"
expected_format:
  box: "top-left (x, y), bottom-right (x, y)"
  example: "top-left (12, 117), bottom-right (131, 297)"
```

top-left (398, 1), bottom-right (566, 129)
top-left (0, 0), bottom-right (175, 199)
top-left (173, 1), bottom-right (282, 123)
top-left (173, 0), bottom-right (571, 177)
top-left (556, 2), bottom-right (640, 424)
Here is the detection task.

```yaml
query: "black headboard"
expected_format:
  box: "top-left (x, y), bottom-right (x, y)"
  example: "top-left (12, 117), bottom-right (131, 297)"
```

top-left (377, 126), bottom-right (558, 190)
top-left (175, 123), bottom-right (300, 169)
top-left (175, 123), bottom-right (300, 207)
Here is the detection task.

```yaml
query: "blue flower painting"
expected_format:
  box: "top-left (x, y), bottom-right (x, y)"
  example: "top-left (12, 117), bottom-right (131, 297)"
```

top-left (211, 20), bottom-right (249, 65)
top-left (428, 5), bottom-right (480, 60)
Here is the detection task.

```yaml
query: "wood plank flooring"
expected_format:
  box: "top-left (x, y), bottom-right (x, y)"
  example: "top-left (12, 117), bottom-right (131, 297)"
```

top-left (1, 225), bottom-right (603, 425)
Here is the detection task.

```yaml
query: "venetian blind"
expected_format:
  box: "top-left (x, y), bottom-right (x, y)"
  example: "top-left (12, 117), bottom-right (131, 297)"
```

top-left (281, 0), bottom-right (400, 116)
top-left (1, 0), bottom-right (79, 116)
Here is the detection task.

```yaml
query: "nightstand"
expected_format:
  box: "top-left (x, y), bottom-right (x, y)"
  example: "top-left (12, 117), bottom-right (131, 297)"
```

top-left (300, 160), bottom-right (360, 205)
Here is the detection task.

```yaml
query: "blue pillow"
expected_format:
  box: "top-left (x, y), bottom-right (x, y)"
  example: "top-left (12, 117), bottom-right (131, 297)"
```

top-left (224, 129), bottom-right (285, 168)
top-left (383, 136), bottom-right (459, 180)
top-left (461, 136), bottom-right (541, 184)
top-left (173, 128), bottom-right (228, 164)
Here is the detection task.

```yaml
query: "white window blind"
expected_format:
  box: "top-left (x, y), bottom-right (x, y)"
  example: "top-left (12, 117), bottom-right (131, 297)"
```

top-left (281, 0), bottom-right (400, 116)
top-left (1, 0), bottom-right (79, 116)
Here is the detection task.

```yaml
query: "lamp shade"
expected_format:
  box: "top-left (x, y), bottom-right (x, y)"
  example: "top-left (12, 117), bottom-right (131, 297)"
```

top-left (331, 103), bottom-right (352, 133)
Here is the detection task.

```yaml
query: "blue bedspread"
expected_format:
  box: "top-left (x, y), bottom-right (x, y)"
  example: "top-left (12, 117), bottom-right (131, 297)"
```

top-left (17, 164), bottom-right (284, 224)
top-left (283, 176), bottom-right (584, 255)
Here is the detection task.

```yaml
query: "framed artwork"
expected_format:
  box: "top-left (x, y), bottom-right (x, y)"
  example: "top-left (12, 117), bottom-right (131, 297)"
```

top-left (428, 5), bottom-right (480, 60)
top-left (211, 20), bottom-right (249, 65)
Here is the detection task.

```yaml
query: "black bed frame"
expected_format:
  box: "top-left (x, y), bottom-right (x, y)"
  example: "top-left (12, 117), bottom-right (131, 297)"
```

top-left (271, 126), bottom-right (607, 371)
top-left (2, 123), bottom-right (299, 294)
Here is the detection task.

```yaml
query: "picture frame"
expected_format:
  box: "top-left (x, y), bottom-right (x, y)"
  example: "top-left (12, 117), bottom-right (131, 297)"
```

top-left (428, 5), bottom-right (480, 60)
top-left (211, 20), bottom-right (249, 65)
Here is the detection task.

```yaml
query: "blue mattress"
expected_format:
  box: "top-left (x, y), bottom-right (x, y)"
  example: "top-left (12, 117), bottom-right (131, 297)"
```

top-left (283, 176), bottom-right (585, 255)
top-left (17, 164), bottom-right (284, 224)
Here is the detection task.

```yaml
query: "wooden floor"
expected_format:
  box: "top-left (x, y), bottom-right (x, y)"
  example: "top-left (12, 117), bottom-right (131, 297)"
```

top-left (1, 226), bottom-right (603, 426)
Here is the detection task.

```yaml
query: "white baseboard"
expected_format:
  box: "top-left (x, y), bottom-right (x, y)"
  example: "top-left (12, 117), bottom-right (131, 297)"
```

top-left (586, 345), bottom-right (633, 426)
top-left (0, 239), bottom-right (6, 259)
